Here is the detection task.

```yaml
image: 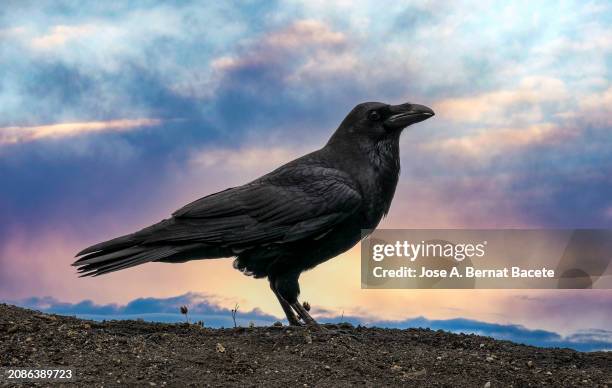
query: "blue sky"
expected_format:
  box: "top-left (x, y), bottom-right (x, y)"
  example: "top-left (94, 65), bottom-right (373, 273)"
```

top-left (1, 1), bottom-right (611, 345)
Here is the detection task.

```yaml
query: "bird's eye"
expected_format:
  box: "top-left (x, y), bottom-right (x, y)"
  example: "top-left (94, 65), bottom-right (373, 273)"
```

top-left (368, 111), bottom-right (381, 121)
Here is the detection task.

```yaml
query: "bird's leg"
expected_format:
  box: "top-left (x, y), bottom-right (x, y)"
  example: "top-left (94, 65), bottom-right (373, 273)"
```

top-left (291, 301), bottom-right (318, 326)
top-left (271, 272), bottom-right (320, 326)
top-left (269, 280), bottom-right (301, 326)
top-left (275, 293), bottom-right (302, 326)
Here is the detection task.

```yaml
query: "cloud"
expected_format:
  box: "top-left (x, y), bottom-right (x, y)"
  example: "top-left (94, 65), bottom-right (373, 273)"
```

top-left (211, 19), bottom-right (348, 74)
top-left (30, 25), bottom-right (96, 50)
top-left (0, 118), bottom-right (163, 145)
top-left (264, 19), bottom-right (346, 48)
top-left (0, 26), bottom-right (27, 38)
top-left (566, 329), bottom-right (612, 344)
top-left (572, 86), bottom-right (612, 127)
top-left (189, 146), bottom-right (304, 173)
top-left (507, 292), bottom-right (612, 333)
top-left (426, 123), bottom-right (575, 159)
top-left (208, 18), bottom-right (356, 96)
top-left (10, 293), bottom-right (279, 328)
top-left (7, 293), bottom-right (612, 351)
top-left (434, 76), bottom-right (569, 125)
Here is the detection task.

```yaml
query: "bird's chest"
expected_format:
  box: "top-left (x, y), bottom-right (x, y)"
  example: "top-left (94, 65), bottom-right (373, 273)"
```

top-left (304, 165), bottom-right (398, 268)
top-left (360, 168), bottom-right (399, 227)
top-left (359, 142), bottom-right (400, 228)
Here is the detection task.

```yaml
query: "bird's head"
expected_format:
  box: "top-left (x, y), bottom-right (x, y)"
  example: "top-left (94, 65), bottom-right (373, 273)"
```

top-left (329, 101), bottom-right (435, 146)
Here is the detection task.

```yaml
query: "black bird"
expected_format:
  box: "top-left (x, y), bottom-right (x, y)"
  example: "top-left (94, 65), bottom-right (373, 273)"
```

top-left (73, 102), bottom-right (434, 325)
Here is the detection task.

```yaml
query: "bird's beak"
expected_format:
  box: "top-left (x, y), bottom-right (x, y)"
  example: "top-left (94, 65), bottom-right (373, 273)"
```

top-left (384, 103), bottom-right (435, 130)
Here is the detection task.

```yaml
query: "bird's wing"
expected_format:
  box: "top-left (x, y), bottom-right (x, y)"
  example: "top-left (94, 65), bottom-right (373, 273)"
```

top-left (146, 166), bottom-right (362, 247)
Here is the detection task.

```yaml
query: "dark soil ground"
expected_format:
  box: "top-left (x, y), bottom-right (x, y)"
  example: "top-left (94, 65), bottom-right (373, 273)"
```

top-left (1, 304), bottom-right (610, 387)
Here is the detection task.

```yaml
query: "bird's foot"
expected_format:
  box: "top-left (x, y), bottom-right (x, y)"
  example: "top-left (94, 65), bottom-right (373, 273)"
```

top-left (291, 302), bottom-right (319, 327)
top-left (287, 315), bottom-right (303, 326)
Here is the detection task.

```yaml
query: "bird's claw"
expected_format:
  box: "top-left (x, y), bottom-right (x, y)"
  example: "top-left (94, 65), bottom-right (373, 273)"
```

top-left (291, 301), bottom-right (319, 326)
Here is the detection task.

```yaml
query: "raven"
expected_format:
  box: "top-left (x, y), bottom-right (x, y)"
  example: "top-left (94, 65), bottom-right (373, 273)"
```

top-left (73, 102), bottom-right (434, 325)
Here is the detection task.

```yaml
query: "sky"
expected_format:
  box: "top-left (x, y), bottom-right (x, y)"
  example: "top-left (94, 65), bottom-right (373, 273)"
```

top-left (1, 1), bottom-right (611, 349)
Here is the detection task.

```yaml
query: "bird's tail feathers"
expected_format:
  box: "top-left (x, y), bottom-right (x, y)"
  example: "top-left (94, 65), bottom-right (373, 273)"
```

top-left (73, 243), bottom-right (200, 277)
top-left (75, 219), bottom-right (176, 257)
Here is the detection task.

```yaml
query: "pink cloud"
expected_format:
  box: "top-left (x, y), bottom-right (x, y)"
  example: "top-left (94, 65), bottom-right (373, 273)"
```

top-left (264, 19), bottom-right (346, 48)
top-left (209, 19), bottom-right (354, 84)
top-left (572, 86), bottom-right (612, 127)
top-left (434, 76), bottom-right (569, 125)
top-left (425, 123), bottom-right (576, 160)
top-left (0, 118), bottom-right (163, 145)
top-left (30, 25), bottom-right (96, 50)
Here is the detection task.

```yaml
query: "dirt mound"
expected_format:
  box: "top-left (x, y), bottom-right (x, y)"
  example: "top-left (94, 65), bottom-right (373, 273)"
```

top-left (1, 303), bottom-right (610, 387)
